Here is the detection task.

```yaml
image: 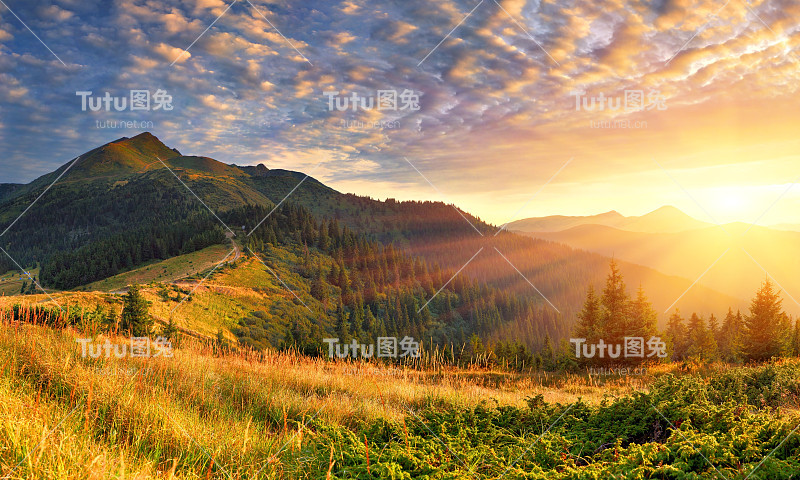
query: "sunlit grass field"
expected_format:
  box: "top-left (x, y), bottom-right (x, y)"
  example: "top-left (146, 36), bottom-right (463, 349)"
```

top-left (0, 314), bottom-right (665, 480)
top-left (3, 314), bottom-right (800, 479)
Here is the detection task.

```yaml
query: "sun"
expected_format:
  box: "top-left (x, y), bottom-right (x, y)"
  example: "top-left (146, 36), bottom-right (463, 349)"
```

top-left (709, 187), bottom-right (747, 221)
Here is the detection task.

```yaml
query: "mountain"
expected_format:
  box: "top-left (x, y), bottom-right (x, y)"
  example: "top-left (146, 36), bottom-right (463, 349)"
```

top-left (517, 222), bottom-right (800, 315)
top-left (0, 132), bottom-right (749, 349)
top-left (219, 164), bottom-right (744, 324)
top-left (508, 206), bottom-right (711, 234)
top-left (0, 184), bottom-right (22, 203)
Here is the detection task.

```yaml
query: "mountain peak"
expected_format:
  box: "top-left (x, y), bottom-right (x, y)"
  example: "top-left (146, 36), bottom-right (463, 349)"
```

top-left (625, 205), bottom-right (708, 233)
top-left (506, 205), bottom-right (708, 234)
top-left (599, 210), bottom-right (624, 218)
top-left (648, 205), bottom-right (683, 215)
top-left (235, 163), bottom-right (271, 177)
top-left (110, 131), bottom-right (172, 153)
top-left (67, 131), bottom-right (181, 179)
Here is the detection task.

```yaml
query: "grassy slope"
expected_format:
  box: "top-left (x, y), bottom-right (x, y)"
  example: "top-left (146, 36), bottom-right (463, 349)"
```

top-left (0, 268), bottom-right (40, 296)
top-left (0, 242), bottom-right (325, 340)
top-left (81, 244), bottom-right (233, 293)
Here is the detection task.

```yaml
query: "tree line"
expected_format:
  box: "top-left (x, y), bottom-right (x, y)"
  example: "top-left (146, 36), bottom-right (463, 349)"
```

top-left (571, 260), bottom-right (797, 366)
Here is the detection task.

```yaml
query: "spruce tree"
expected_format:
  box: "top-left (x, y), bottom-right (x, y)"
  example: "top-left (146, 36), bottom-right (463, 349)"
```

top-left (719, 308), bottom-right (744, 362)
top-left (743, 279), bottom-right (786, 361)
top-left (335, 301), bottom-right (350, 342)
top-left (120, 284), bottom-right (152, 337)
top-left (629, 285), bottom-right (658, 339)
top-left (601, 260), bottom-right (629, 345)
top-left (687, 313), bottom-right (717, 361)
top-left (161, 317), bottom-right (179, 343)
top-left (574, 285), bottom-right (601, 341)
top-left (793, 318), bottom-right (800, 356)
top-left (665, 310), bottom-right (688, 360)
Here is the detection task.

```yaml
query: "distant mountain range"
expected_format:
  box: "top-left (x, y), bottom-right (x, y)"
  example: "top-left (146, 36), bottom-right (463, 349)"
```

top-left (507, 206), bottom-right (712, 234)
top-left (0, 133), bottom-right (753, 341)
top-left (510, 210), bottom-right (800, 315)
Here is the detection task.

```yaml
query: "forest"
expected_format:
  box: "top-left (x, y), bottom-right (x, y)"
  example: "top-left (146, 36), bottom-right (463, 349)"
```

top-left (225, 203), bottom-right (565, 357)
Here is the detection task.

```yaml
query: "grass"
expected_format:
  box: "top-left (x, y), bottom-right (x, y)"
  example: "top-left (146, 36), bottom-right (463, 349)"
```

top-left (0, 268), bottom-right (40, 297)
top-left (2, 314), bottom-right (800, 478)
top-left (82, 245), bottom-right (234, 293)
top-left (0, 312), bottom-right (661, 480)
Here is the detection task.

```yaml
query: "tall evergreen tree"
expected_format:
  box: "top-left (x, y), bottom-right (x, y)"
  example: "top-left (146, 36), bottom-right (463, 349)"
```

top-left (687, 313), bottom-right (717, 361)
top-left (574, 285), bottom-right (601, 341)
top-left (335, 300), bottom-right (350, 342)
top-left (600, 260), bottom-right (629, 345)
top-left (665, 310), bottom-right (688, 360)
top-left (793, 318), bottom-right (800, 357)
top-left (629, 285), bottom-right (658, 339)
top-left (719, 308), bottom-right (743, 362)
top-left (743, 279), bottom-right (786, 361)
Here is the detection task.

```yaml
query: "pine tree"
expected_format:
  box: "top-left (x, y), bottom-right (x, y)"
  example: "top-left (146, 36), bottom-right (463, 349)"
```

top-left (629, 285), bottom-right (658, 339)
top-left (743, 279), bottom-right (786, 361)
top-left (161, 317), bottom-right (179, 342)
top-left (708, 313), bottom-right (719, 343)
top-left (719, 308), bottom-right (744, 362)
top-left (793, 318), bottom-right (800, 356)
top-left (687, 313), bottom-right (717, 361)
top-left (574, 285), bottom-right (601, 341)
top-left (215, 329), bottom-right (227, 351)
top-left (335, 301), bottom-right (350, 342)
top-left (541, 334), bottom-right (556, 371)
top-left (120, 284), bottom-right (152, 337)
top-left (310, 264), bottom-right (325, 300)
top-left (665, 310), bottom-right (688, 360)
top-left (600, 260), bottom-right (629, 345)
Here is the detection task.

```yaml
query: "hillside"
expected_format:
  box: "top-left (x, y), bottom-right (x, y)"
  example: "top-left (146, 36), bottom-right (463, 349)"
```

top-left (236, 181), bottom-right (743, 321)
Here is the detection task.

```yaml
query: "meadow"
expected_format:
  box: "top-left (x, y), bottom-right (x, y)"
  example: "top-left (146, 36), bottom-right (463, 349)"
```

top-left (2, 309), bottom-right (799, 479)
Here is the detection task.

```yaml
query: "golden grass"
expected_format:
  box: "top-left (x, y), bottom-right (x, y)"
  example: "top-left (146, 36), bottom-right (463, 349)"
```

top-left (0, 314), bottom-right (667, 480)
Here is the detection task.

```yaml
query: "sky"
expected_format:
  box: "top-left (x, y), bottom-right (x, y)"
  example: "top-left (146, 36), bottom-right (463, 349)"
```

top-left (1, 0), bottom-right (799, 226)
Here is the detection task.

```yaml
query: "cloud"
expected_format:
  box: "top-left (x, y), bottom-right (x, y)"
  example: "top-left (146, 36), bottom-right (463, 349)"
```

top-left (0, 0), bottom-right (798, 225)
top-left (153, 42), bottom-right (190, 63)
top-left (39, 5), bottom-right (74, 21)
